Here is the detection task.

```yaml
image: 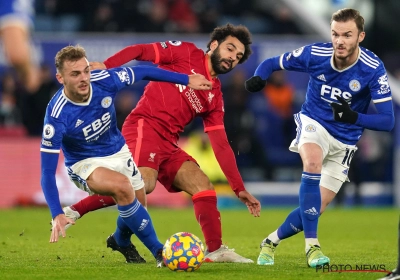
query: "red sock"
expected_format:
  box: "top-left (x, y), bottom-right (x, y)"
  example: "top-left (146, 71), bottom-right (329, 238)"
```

top-left (192, 190), bottom-right (222, 252)
top-left (71, 195), bottom-right (116, 216)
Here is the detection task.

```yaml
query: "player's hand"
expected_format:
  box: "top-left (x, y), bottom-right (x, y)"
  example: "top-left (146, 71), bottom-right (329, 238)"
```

top-left (330, 96), bottom-right (358, 124)
top-left (50, 214), bottom-right (75, 243)
top-left (238, 190), bottom-right (261, 217)
top-left (187, 74), bottom-right (212, 90)
top-left (89, 61), bottom-right (107, 70)
top-left (244, 76), bottom-right (267, 92)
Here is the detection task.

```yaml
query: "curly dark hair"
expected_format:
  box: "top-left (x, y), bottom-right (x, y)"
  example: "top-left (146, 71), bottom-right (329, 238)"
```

top-left (206, 23), bottom-right (252, 64)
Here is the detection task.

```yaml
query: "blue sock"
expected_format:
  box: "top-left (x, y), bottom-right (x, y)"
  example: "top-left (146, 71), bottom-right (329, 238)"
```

top-left (299, 172), bottom-right (321, 238)
top-left (277, 207), bottom-right (303, 240)
top-left (114, 216), bottom-right (133, 248)
top-left (117, 198), bottom-right (163, 257)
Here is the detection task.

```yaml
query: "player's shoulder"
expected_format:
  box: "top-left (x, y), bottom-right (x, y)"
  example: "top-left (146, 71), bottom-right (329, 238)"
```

top-left (308, 42), bottom-right (333, 58)
top-left (159, 40), bottom-right (200, 51)
top-left (90, 69), bottom-right (112, 82)
top-left (358, 46), bottom-right (383, 70)
top-left (46, 88), bottom-right (69, 120)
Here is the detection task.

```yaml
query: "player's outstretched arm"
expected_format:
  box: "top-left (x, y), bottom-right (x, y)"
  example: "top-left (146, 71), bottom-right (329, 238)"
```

top-left (245, 56), bottom-right (281, 92)
top-left (41, 152), bottom-right (75, 242)
top-left (207, 129), bottom-right (261, 217)
top-left (187, 74), bottom-right (212, 90)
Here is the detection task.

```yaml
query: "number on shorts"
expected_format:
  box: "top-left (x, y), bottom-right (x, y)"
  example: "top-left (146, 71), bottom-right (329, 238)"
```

top-left (341, 148), bottom-right (355, 167)
top-left (127, 158), bottom-right (138, 177)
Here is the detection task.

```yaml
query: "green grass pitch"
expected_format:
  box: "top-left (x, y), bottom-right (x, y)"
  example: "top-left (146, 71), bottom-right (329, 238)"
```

top-left (0, 207), bottom-right (397, 279)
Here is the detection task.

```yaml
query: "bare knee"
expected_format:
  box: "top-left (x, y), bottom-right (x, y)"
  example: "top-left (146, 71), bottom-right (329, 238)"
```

top-left (113, 178), bottom-right (134, 205)
top-left (174, 162), bottom-right (214, 196)
top-left (139, 167), bottom-right (157, 194)
top-left (303, 161), bottom-right (322, 173)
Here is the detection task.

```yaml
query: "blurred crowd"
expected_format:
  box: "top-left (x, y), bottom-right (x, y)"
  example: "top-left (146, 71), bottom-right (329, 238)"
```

top-left (34, 0), bottom-right (302, 34)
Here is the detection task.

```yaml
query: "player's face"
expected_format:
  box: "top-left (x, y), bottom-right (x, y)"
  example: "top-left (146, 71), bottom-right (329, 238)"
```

top-left (210, 36), bottom-right (245, 75)
top-left (56, 57), bottom-right (91, 103)
top-left (331, 20), bottom-right (365, 63)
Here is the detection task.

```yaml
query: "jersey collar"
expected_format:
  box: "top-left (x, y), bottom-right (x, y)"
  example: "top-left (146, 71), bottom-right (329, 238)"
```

top-left (62, 84), bottom-right (93, 106)
top-left (330, 47), bottom-right (361, 72)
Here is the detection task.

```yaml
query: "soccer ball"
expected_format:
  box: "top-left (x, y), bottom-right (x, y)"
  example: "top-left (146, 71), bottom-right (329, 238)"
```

top-left (162, 232), bottom-right (205, 272)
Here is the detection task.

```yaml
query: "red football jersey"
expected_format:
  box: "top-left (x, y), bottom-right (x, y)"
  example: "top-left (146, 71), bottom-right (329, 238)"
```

top-left (124, 41), bottom-right (224, 144)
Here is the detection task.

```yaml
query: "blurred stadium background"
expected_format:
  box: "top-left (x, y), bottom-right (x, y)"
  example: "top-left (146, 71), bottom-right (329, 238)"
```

top-left (1, 0), bottom-right (400, 211)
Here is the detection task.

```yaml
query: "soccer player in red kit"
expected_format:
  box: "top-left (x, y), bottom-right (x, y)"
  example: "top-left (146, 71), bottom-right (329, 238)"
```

top-left (58, 24), bottom-right (261, 263)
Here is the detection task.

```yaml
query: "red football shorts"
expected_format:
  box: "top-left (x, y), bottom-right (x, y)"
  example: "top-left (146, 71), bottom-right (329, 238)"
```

top-left (122, 118), bottom-right (197, 192)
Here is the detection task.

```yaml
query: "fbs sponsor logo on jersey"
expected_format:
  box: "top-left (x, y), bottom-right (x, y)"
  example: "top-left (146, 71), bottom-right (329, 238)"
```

top-left (82, 112), bottom-right (111, 142)
top-left (320, 85), bottom-right (353, 103)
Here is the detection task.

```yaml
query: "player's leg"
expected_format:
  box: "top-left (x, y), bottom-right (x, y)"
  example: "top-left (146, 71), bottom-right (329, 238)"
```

top-left (258, 114), bottom-right (329, 266)
top-left (58, 119), bottom-right (157, 225)
top-left (298, 142), bottom-right (331, 268)
top-left (171, 160), bottom-right (253, 263)
top-left (66, 194), bottom-right (116, 219)
top-left (87, 166), bottom-right (163, 266)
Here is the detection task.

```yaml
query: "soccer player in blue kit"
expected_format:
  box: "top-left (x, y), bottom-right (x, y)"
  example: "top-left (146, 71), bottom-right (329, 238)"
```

top-left (40, 45), bottom-right (211, 266)
top-left (245, 8), bottom-right (395, 267)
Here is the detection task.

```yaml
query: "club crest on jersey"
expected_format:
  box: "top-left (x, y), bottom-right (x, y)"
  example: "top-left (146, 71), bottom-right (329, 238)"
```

top-left (148, 153), bottom-right (156, 162)
top-left (116, 69), bottom-right (130, 84)
top-left (82, 164), bottom-right (92, 174)
top-left (208, 92), bottom-right (214, 103)
top-left (377, 74), bottom-right (390, 94)
top-left (349, 80), bottom-right (361, 92)
top-left (43, 124), bottom-right (55, 139)
top-left (292, 46), bottom-right (304, 57)
top-left (101, 97), bottom-right (112, 108)
top-left (305, 124), bottom-right (316, 132)
top-left (169, 40), bottom-right (182, 46)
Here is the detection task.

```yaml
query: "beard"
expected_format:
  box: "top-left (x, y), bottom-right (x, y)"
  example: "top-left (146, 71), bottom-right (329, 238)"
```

top-left (334, 44), bottom-right (357, 60)
top-left (210, 46), bottom-right (234, 75)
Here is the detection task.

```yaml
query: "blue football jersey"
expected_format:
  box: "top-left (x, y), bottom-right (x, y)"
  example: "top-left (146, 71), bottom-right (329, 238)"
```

top-left (40, 67), bottom-right (137, 166)
top-left (279, 42), bottom-right (392, 145)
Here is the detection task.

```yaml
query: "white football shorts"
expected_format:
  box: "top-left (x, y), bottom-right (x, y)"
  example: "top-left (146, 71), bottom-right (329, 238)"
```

top-left (67, 144), bottom-right (144, 195)
top-left (289, 113), bottom-right (358, 193)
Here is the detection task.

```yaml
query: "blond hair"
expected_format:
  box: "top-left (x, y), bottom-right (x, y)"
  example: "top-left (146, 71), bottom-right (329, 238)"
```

top-left (55, 45), bottom-right (87, 73)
